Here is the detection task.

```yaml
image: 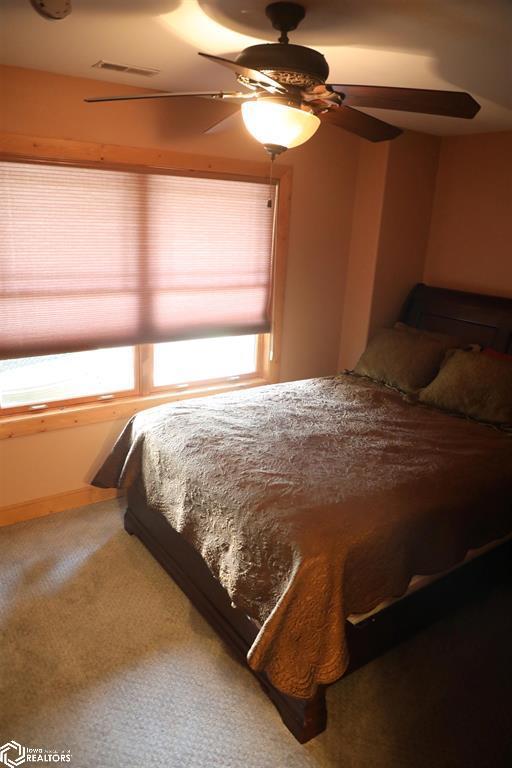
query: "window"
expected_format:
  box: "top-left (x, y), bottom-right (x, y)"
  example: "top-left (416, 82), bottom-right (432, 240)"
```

top-left (152, 335), bottom-right (258, 388)
top-left (0, 335), bottom-right (263, 414)
top-left (0, 142), bottom-right (289, 427)
top-left (0, 347), bottom-right (135, 410)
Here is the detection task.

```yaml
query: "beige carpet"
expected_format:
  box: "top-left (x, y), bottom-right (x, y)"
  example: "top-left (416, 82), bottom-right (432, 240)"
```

top-left (1, 500), bottom-right (511, 768)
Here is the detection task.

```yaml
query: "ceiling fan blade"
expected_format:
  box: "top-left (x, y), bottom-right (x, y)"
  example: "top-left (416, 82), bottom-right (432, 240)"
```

top-left (84, 90), bottom-right (247, 104)
top-left (198, 52), bottom-right (286, 93)
top-left (320, 105), bottom-right (402, 142)
top-left (327, 85), bottom-right (480, 118)
top-left (204, 110), bottom-right (241, 135)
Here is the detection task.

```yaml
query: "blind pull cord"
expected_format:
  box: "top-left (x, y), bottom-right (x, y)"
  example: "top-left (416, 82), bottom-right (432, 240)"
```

top-left (267, 155), bottom-right (274, 208)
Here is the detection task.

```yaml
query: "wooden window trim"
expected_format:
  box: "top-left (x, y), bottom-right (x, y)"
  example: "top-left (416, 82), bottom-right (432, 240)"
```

top-left (0, 386), bottom-right (139, 417)
top-left (0, 375), bottom-right (269, 441)
top-left (0, 133), bottom-right (291, 439)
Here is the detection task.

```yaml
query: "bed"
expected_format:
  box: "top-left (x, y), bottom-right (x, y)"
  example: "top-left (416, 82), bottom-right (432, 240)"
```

top-left (93, 283), bottom-right (512, 742)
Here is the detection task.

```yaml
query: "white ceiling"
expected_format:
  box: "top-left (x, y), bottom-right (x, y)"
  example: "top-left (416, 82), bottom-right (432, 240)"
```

top-left (1, 0), bottom-right (512, 135)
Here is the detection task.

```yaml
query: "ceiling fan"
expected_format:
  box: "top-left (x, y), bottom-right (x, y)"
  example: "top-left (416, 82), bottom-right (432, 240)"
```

top-left (85, 1), bottom-right (481, 158)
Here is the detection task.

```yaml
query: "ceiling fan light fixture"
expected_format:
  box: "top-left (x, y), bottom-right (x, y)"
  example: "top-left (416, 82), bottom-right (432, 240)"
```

top-left (241, 99), bottom-right (320, 154)
top-left (84, 1), bottom-right (481, 149)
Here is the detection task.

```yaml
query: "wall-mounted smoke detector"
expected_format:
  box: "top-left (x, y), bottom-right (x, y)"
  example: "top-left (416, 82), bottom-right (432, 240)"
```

top-left (92, 60), bottom-right (160, 78)
top-left (30, 0), bottom-right (71, 20)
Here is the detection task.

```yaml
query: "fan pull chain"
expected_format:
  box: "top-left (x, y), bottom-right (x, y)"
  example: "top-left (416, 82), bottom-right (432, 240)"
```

top-left (267, 155), bottom-right (274, 208)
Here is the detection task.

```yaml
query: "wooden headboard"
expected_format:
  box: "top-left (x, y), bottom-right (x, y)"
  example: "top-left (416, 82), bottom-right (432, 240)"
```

top-left (400, 284), bottom-right (512, 353)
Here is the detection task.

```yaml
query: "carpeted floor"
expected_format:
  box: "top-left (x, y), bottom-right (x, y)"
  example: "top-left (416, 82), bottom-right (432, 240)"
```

top-left (1, 500), bottom-right (511, 768)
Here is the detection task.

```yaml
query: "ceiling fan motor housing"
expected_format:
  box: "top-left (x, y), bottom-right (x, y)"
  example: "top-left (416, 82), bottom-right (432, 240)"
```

top-left (236, 44), bottom-right (329, 90)
top-left (30, 0), bottom-right (71, 19)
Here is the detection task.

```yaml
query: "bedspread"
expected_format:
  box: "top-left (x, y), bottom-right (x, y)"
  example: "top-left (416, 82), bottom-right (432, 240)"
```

top-left (93, 375), bottom-right (512, 698)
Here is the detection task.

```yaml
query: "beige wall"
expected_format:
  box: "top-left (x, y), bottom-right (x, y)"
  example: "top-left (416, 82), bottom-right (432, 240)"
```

top-left (338, 131), bottom-right (440, 369)
top-left (337, 141), bottom-right (389, 370)
top-left (0, 65), bottom-right (359, 507)
top-left (338, 130), bottom-right (512, 370)
top-left (370, 131), bottom-right (439, 333)
top-left (0, 420), bottom-right (126, 507)
top-left (424, 131), bottom-right (512, 298)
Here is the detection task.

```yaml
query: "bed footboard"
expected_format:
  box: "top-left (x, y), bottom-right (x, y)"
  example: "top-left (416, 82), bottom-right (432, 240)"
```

top-left (124, 504), bottom-right (327, 743)
top-left (123, 485), bottom-right (511, 743)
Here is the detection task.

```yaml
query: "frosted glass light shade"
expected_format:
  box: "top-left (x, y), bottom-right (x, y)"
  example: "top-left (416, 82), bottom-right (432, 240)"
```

top-left (241, 101), bottom-right (321, 150)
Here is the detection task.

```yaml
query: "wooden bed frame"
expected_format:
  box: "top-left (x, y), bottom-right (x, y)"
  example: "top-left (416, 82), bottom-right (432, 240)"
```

top-left (124, 283), bottom-right (512, 742)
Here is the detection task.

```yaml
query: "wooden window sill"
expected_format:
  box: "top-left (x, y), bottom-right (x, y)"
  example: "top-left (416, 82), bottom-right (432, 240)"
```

top-left (0, 377), bottom-right (269, 440)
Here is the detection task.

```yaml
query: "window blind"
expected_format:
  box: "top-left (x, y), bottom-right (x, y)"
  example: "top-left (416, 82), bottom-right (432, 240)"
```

top-left (0, 161), bottom-right (275, 359)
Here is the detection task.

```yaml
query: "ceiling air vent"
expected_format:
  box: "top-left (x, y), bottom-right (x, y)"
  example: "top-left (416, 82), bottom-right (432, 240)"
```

top-left (92, 60), bottom-right (160, 77)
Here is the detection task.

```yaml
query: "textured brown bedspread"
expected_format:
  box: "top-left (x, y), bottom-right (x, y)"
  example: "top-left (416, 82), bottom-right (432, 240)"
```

top-left (93, 375), bottom-right (512, 698)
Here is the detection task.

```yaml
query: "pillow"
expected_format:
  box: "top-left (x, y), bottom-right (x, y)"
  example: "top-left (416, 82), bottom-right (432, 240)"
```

top-left (394, 321), bottom-right (460, 349)
top-left (483, 347), bottom-right (512, 362)
top-left (354, 327), bottom-right (454, 394)
top-left (419, 349), bottom-right (512, 425)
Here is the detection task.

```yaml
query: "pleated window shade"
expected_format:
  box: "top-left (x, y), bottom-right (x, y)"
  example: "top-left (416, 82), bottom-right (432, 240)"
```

top-left (0, 161), bottom-right (275, 359)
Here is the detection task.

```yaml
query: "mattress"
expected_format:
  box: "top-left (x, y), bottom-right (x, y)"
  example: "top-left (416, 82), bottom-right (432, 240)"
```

top-left (347, 532), bottom-right (512, 625)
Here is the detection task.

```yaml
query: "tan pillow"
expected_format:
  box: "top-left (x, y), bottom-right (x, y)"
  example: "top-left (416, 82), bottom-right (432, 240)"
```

top-left (419, 349), bottom-right (512, 425)
top-left (354, 327), bottom-right (452, 394)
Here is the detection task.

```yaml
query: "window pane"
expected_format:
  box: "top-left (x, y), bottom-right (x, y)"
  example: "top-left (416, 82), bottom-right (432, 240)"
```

top-left (0, 347), bottom-right (135, 408)
top-left (153, 335), bottom-right (258, 387)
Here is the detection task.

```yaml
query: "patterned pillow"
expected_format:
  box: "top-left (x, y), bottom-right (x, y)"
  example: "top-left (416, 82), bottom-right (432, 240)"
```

top-left (354, 327), bottom-right (454, 394)
top-left (419, 349), bottom-right (512, 425)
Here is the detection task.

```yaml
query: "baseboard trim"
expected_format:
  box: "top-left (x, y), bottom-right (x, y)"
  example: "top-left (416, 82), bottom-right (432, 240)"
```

top-left (0, 486), bottom-right (121, 527)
